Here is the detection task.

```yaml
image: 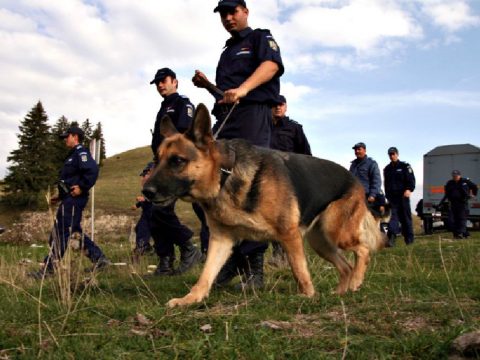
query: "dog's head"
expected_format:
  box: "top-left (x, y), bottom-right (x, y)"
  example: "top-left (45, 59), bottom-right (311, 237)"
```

top-left (142, 104), bottom-right (220, 206)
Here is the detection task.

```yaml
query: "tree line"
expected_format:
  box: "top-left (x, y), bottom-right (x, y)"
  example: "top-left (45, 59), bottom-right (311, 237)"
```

top-left (2, 101), bottom-right (106, 208)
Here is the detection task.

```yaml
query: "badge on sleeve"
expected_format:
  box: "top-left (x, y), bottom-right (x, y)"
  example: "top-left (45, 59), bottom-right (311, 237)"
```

top-left (268, 39), bottom-right (279, 51)
top-left (187, 105), bottom-right (193, 118)
top-left (79, 152), bottom-right (88, 162)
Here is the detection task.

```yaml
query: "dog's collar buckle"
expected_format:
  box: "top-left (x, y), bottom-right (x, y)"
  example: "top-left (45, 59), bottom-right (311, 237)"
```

top-left (220, 168), bottom-right (232, 187)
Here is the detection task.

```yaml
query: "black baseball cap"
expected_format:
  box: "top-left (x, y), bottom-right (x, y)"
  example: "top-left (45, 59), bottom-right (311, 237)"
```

top-left (60, 126), bottom-right (84, 139)
top-left (451, 170), bottom-right (461, 176)
top-left (273, 95), bottom-right (286, 105)
top-left (150, 68), bottom-right (176, 85)
top-left (139, 162), bottom-right (155, 176)
top-left (388, 147), bottom-right (398, 155)
top-left (214, 0), bottom-right (246, 12)
top-left (352, 142), bottom-right (366, 150)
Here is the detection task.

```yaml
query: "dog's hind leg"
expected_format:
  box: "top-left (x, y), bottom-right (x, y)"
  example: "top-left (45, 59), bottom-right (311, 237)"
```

top-left (279, 229), bottom-right (315, 297)
top-left (167, 235), bottom-right (234, 308)
top-left (305, 221), bottom-right (353, 295)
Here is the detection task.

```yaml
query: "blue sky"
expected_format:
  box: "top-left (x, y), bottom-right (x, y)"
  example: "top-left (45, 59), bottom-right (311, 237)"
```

top-left (1, 0), bottom-right (479, 207)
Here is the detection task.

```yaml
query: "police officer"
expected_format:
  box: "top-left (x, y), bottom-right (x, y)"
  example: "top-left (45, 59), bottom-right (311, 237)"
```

top-left (132, 162), bottom-right (155, 256)
top-left (383, 147), bottom-right (416, 247)
top-left (29, 126), bottom-right (109, 278)
top-left (437, 170), bottom-right (478, 239)
top-left (192, 0), bottom-right (284, 290)
top-left (269, 95), bottom-right (311, 265)
top-left (349, 142), bottom-right (382, 203)
top-left (149, 67), bottom-right (207, 275)
top-left (271, 95), bottom-right (312, 155)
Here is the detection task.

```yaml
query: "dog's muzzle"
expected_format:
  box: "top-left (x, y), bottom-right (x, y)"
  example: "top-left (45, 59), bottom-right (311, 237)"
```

top-left (142, 185), bottom-right (176, 206)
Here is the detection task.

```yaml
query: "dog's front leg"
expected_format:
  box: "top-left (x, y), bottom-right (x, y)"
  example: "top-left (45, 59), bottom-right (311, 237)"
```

top-left (167, 235), bottom-right (234, 308)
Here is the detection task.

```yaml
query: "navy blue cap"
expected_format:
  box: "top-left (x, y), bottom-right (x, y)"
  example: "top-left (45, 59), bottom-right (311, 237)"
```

top-left (388, 146), bottom-right (398, 154)
top-left (451, 170), bottom-right (461, 176)
top-left (139, 162), bottom-right (155, 176)
top-left (60, 126), bottom-right (84, 139)
top-left (352, 142), bottom-right (366, 150)
top-left (214, 0), bottom-right (246, 12)
top-left (150, 68), bottom-right (176, 85)
top-left (273, 95), bottom-right (286, 105)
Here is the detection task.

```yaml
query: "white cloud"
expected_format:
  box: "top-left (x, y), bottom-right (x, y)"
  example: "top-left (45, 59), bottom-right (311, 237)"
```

top-left (422, 0), bottom-right (480, 32)
top-left (277, 0), bottom-right (422, 52)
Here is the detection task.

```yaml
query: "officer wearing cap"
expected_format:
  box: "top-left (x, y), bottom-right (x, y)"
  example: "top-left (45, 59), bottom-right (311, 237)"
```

top-left (150, 68), bottom-right (194, 156)
top-left (29, 126), bottom-right (109, 278)
top-left (192, 0), bottom-right (284, 147)
top-left (148, 67), bottom-right (207, 275)
top-left (383, 147), bottom-right (416, 246)
top-left (192, 0), bottom-right (284, 290)
top-left (269, 95), bottom-right (311, 266)
top-left (271, 95), bottom-right (312, 155)
top-left (349, 142), bottom-right (382, 203)
top-left (437, 170), bottom-right (478, 239)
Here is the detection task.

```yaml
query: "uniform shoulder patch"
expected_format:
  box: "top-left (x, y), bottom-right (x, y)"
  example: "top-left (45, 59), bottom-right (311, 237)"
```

top-left (268, 39), bottom-right (279, 51)
top-left (81, 154), bottom-right (88, 162)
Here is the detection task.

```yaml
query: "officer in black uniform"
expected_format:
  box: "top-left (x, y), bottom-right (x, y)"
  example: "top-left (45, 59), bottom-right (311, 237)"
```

top-left (269, 95), bottom-right (311, 265)
top-left (437, 170), bottom-right (478, 239)
top-left (271, 95), bottom-right (311, 155)
top-left (149, 67), bottom-right (207, 275)
top-left (29, 126), bottom-right (109, 278)
top-left (192, 0), bottom-right (284, 290)
top-left (383, 147), bottom-right (416, 247)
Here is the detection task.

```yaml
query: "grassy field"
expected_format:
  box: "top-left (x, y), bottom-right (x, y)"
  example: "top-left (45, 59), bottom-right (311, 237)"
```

top-left (1, 147), bottom-right (479, 358)
top-left (0, 233), bottom-right (479, 358)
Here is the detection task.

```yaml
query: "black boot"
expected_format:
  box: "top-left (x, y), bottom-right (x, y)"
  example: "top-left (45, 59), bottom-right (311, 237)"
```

top-left (174, 240), bottom-right (202, 274)
top-left (386, 233), bottom-right (396, 248)
top-left (214, 253), bottom-right (245, 288)
top-left (238, 251), bottom-right (264, 290)
top-left (154, 256), bottom-right (174, 276)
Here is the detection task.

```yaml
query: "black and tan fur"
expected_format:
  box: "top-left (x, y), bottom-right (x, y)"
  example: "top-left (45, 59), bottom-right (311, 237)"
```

top-left (143, 104), bottom-right (386, 307)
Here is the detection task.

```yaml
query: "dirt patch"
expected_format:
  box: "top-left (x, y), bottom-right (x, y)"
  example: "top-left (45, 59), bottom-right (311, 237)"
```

top-left (0, 210), bottom-right (135, 245)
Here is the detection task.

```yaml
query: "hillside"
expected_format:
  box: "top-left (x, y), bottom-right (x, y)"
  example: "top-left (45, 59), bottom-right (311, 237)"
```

top-left (94, 145), bottom-right (152, 212)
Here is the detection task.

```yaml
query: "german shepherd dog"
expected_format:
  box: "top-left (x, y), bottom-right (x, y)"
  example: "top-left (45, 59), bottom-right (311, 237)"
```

top-left (143, 104), bottom-right (386, 308)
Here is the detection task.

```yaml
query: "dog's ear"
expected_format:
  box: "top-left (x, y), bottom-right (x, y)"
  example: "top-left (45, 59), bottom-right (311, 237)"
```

top-left (185, 103), bottom-right (213, 148)
top-left (160, 115), bottom-right (179, 138)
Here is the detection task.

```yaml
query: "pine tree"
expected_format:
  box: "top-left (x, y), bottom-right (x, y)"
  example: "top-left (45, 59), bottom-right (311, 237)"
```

top-left (50, 115), bottom-right (70, 169)
top-left (4, 101), bottom-right (54, 207)
top-left (92, 122), bottom-right (107, 165)
top-left (81, 118), bottom-right (93, 150)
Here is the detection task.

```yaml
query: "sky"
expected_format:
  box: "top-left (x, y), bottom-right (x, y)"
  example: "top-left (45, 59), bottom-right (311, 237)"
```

top-left (1, 0), bottom-right (480, 207)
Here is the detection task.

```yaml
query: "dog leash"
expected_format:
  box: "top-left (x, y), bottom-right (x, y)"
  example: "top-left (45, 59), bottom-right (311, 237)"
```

top-left (201, 81), bottom-right (238, 141)
top-left (213, 102), bottom-right (238, 140)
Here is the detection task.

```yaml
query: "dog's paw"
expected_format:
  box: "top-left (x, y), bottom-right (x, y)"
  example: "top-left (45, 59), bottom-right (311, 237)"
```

top-left (166, 292), bottom-right (204, 308)
top-left (166, 297), bottom-right (183, 308)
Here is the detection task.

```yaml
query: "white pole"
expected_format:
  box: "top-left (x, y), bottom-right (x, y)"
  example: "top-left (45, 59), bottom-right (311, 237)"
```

top-left (89, 139), bottom-right (97, 242)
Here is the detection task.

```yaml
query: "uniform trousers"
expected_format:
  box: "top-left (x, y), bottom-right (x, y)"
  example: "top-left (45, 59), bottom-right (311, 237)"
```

top-left (44, 196), bottom-right (104, 269)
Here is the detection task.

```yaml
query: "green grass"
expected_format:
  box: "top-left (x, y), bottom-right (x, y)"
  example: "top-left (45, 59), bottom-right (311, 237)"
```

top-left (0, 233), bottom-right (479, 359)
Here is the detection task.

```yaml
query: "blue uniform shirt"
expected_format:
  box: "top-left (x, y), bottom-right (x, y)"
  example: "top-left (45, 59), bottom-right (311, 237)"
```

top-left (60, 144), bottom-right (98, 198)
top-left (151, 92), bottom-right (194, 155)
top-left (215, 27), bottom-right (284, 105)
top-left (270, 116), bottom-right (312, 155)
top-left (349, 156), bottom-right (382, 199)
top-left (383, 160), bottom-right (416, 199)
